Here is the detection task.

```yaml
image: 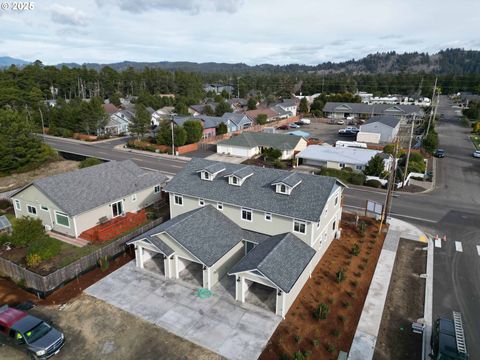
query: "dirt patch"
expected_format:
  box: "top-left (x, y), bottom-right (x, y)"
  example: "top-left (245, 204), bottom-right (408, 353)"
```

top-left (373, 238), bottom-right (426, 360)
top-left (0, 251), bottom-right (134, 306)
top-left (0, 160), bottom-right (79, 191)
top-left (260, 214), bottom-right (387, 360)
top-left (2, 294), bottom-right (221, 360)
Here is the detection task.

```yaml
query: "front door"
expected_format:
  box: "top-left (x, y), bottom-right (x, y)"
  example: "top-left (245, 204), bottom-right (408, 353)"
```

top-left (112, 201), bottom-right (123, 217)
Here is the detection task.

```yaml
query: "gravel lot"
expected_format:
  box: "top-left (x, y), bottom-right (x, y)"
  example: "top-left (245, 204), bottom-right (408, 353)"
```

top-left (1, 294), bottom-right (221, 360)
top-left (275, 120), bottom-right (347, 145)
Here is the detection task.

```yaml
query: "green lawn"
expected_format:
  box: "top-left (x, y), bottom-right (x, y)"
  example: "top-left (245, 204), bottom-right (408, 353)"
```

top-left (471, 135), bottom-right (480, 150)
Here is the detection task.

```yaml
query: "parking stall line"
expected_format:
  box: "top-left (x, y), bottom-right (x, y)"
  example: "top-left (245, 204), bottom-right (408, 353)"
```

top-left (455, 241), bottom-right (463, 252)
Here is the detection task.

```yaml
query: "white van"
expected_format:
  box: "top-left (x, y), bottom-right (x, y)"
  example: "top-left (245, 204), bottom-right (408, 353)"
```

top-left (300, 118), bottom-right (311, 125)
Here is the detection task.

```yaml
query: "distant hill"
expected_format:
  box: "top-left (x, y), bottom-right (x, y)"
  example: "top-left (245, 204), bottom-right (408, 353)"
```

top-left (3, 48), bottom-right (480, 74)
top-left (0, 56), bottom-right (30, 67)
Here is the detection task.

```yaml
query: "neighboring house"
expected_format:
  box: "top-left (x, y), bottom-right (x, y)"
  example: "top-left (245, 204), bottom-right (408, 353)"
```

top-left (274, 99), bottom-right (299, 117)
top-left (217, 132), bottom-right (307, 159)
top-left (322, 102), bottom-right (424, 120)
top-left (10, 161), bottom-right (167, 239)
top-left (188, 102), bottom-right (218, 116)
top-left (104, 109), bottom-right (134, 135)
top-left (359, 115), bottom-right (401, 143)
top-left (227, 98), bottom-right (248, 112)
top-left (203, 83), bottom-right (234, 95)
top-left (103, 103), bottom-right (119, 116)
top-left (128, 158), bottom-right (344, 317)
top-left (270, 105), bottom-right (293, 119)
top-left (172, 116), bottom-right (216, 139)
top-left (245, 108), bottom-right (279, 123)
top-left (119, 96), bottom-right (137, 106)
top-left (296, 145), bottom-right (391, 172)
top-left (151, 106), bottom-right (175, 126)
top-left (221, 112), bottom-right (252, 132)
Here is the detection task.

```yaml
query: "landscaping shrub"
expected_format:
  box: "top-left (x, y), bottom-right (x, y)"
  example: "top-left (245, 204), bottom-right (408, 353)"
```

top-left (27, 237), bottom-right (61, 260)
top-left (312, 339), bottom-right (320, 348)
top-left (98, 256), bottom-right (110, 271)
top-left (326, 343), bottom-right (336, 353)
top-left (336, 269), bottom-right (346, 283)
top-left (79, 157), bottom-right (102, 169)
top-left (318, 167), bottom-right (365, 185)
top-left (351, 243), bottom-right (360, 256)
top-left (11, 217), bottom-right (47, 246)
top-left (342, 300), bottom-right (351, 308)
top-left (358, 221), bottom-right (367, 236)
top-left (338, 314), bottom-right (346, 323)
top-left (332, 329), bottom-right (341, 337)
top-left (365, 179), bottom-right (382, 188)
top-left (313, 303), bottom-right (330, 320)
top-left (350, 172), bottom-right (366, 185)
top-left (292, 351), bottom-right (305, 360)
top-left (359, 263), bottom-right (366, 270)
top-left (303, 350), bottom-right (312, 358)
top-left (351, 280), bottom-right (359, 288)
top-left (26, 253), bottom-right (41, 267)
top-left (294, 335), bottom-right (302, 343)
top-left (273, 159), bottom-right (287, 169)
top-left (423, 131), bottom-right (439, 154)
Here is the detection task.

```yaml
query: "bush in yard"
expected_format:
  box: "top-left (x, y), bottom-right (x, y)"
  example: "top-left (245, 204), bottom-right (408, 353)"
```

top-left (26, 253), bottom-right (42, 267)
top-left (183, 120), bottom-right (203, 144)
top-left (303, 350), bottom-right (312, 358)
top-left (274, 159), bottom-right (287, 169)
top-left (292, 351), bottom-right (305, 360)
top-left (326, 343), bottom-right (336, 353)
top-left (263, 147), bottom-right (282, 162)
top-left (351, 279), bottom-right (359, 288)
top-left (349, 172), bottom-right (366, 185)
top-left (332, 329), bottom-right (341, 337)
top-left (98, 256), bottom-right (110, 271)
top-left (423, 131), bottom-right (438, 154)
top-left (27, 237), bottom-right (61, 260)
top-left (365, 179), bottom-right (382, 188)
top-left (351, 243), bottom-right (360, 256)
top-left (294, 335), bottom-right (302, 343)
top-left (313, 303), bottom-right (330, 320)
top-left (336, 269), bottom-right (346, 283)
top-left (312, 339), bottom-right (320, 347)
top-left (79, 157), bottom-right (102, 169)
top-left (358, 221), bottom-right (367, 236)
top-left (363, 154), bottom-right (386, 177)
top-left (11, 217), bottom-right (47, 246)
top-left (342, 300), bottom-right (351, 308)
top-left (256, 114), bottom-right (268, 125)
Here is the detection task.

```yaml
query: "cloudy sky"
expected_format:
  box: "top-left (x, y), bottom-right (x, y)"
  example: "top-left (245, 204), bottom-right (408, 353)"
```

top-left (1, 0), bottom-right (479, 65)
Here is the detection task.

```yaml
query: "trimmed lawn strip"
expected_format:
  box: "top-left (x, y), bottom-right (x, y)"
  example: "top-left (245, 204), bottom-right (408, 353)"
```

top-left (260, 214), bottom-right (387, 360)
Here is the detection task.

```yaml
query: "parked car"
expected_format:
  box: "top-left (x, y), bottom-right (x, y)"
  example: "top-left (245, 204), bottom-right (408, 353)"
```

top-left (336, 119), bottom-right (345, 125)
top-left (431, 312), bottom-right (468, 360)
top-left (294, 121), bottom-right (304, 126)
top-left (338, 126), bottom-right (359, 134)
top-left (472, 150), bottom-right (480, 158)
top-left (276, 125), bottom-right (289, 130)
top-left (299, 118), bottom-right (311, 125)
top-left (338, 130), bottom-right (357, 138)
top-left (0, 305), bottom-right (65, 359)
top-left (434, 149), bottom-right (446, 158)
top-left (289, 123), bottom-right (300, 129)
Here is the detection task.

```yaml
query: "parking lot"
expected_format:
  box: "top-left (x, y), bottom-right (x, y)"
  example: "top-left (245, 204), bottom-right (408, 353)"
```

top-left (275, 119), bottom-right (349, 144)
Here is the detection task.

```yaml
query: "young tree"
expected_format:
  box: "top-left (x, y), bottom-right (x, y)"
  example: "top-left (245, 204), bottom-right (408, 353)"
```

top-left (247, 98), bottom-right (257, 110)
top-left (183, 120), bottom-right (203, 144)
top-left (109, 93), bottom-right (122, 107)
top-left (157, 120), bottom-right (187, 146)
top-left (215, 100), bottom-right (232, 117)
top-left (216, 122), bottom-right (228, 135)
top-left (174, 101), bottom-right (189, 115)
top-left (363, 154), bottom-right (385, 177)
top-left (256, 114), bottom-right (268, 125)
top-left (203, 104), bottom-right (215, 116)
top-left (129, 103), bottom-right (151, 139)
top-left (298, 97), bottom-right (309, 113)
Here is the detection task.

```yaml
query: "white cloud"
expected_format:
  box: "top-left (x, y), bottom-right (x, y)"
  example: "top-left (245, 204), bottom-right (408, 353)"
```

top-left (50, 4), bottom-right (89, 27)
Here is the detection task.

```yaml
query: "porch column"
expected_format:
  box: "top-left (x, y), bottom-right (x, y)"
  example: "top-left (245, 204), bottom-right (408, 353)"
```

top-left (164, 256), bottom-right (171, 278)
top-left (236, 275), bottom-right (247, 303)
top-left (135, 245), bottom-right (144, 269)
top-left (276, 290), bottom-right (286, 318)
top-left (203, 266), bottom-right (211, 290)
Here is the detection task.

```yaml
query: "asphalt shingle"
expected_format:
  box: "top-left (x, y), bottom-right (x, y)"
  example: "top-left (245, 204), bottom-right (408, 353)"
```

top-left (164, 158), bottom-right (340, 222)
top-left (218, 132), bottom-right (304, 151)
top-left (229, 233), bottom-right (315, 293)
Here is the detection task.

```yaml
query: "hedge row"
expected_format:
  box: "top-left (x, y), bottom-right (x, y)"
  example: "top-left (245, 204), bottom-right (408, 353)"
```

top-left (317, 167), bottom-right (366, 185)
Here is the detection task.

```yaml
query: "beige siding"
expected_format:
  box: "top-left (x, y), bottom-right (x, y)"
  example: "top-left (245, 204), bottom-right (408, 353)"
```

top-left (74, 185), bottom-right (161, 235)
top-left (11, 185), bottom-right (76, 237)
top-left (169, 193), bottom-right (313, 244)
top-left (282, 256), bottom-right (314, 316)
top-left (209, 242), bottom-right (245, 286)
top-left (158, 233), bottom-right (199, 263)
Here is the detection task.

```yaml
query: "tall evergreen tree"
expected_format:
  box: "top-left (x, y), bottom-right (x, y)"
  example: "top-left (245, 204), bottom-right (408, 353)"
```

top-left (129, 103), bottom-right (151, 139)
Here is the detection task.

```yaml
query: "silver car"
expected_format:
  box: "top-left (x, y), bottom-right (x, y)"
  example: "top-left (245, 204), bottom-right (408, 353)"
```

top-left (473, 150), bottom-right (480, 158)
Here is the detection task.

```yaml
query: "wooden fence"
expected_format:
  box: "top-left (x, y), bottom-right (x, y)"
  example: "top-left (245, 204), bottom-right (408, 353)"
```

top-left (0, 217), bottom-right (164, 297)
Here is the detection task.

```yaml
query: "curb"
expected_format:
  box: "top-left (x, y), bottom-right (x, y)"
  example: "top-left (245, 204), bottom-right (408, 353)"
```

top-left (422, 236), bottom-right (434, 360)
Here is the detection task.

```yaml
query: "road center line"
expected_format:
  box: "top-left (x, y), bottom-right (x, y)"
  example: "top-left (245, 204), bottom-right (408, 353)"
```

top-left (455, 241), bottom-right (463, 252)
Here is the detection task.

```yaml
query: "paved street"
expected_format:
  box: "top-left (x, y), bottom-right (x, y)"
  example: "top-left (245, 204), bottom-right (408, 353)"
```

top-left (44, 96), bottom-right (480, 357)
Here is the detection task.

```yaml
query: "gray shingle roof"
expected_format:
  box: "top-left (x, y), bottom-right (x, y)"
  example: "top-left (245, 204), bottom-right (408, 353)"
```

top-left (363, 115), bottom-right (401, 128)
top-left (272, 173), bottom-right (303, 188)
top-left (322, 102), bottom-right (423, 116)
top-left (164, 159), bottom-right (341, 222)
top-left (229, 233), bottom-right (315, 293)
top-left (225, 166), bottom-right (254, 179)
top-left (155, 205), bottom-right (246, 266)
top-left (13, 161), bottom-right (167, 217)
top-left (218, 132), bottom-right (304, 151)
top-left (198, 163), bottom-right (226, 175)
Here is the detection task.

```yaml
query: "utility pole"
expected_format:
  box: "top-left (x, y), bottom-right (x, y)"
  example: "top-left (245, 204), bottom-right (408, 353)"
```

top-left (38, 107), bottom-right (45, 139)
top-left (379, 137), bottom-right (399, 234)
top-left (426, 77), bottom-right (437, 135)
top-left (403, 114), bottom-right (416, 185)
top-left (237, 77), bottom-right (240, 99)
top-left (170, 115), bottom-right (175, 156)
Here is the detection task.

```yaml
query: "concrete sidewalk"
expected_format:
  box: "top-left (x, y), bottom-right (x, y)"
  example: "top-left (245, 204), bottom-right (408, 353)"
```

top-left (348, 217), bottom-right (431, 360)
top-left (114, 144), bottom-right (192, 161)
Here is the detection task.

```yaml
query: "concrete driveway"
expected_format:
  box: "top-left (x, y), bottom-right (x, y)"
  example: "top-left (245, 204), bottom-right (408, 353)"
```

top-left (85, 262), bottom-right (281, 360)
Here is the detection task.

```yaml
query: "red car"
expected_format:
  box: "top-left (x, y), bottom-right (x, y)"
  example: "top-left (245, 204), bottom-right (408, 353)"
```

top-left (276, 125), bottom-right (289, 130)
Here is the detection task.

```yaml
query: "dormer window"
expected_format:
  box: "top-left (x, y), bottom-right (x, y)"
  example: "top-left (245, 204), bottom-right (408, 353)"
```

top-left (272, 173), bottom-right (302, 195)
top-left (202, 171), bottom-right (211, 180)
top-left (231, 176), bottom-right (238, 185)
top-left (197, 163), bottom-right (226, 181)
top-left (225, 166), bottom-right (254, 187)
top-left (280, 184), bottom-right (287, 193)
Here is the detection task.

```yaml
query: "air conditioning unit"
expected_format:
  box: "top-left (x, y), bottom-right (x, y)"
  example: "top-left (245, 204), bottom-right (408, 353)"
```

top-left (44, 225), bottom-right (52, 231)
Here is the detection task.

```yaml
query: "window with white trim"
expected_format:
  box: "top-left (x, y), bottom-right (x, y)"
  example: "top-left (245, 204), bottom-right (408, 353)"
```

top-left (355, 165), bottom-right (363, 170)
top-left (14, 200), bottom-right (20, 211)
top-left (293, 219), bottom-right (306, 234)
top-left (279, 184), bottom-right (287, 193)
top-left (27, 205), bottom-right (37, 216)
top-left (231, 176), bottom-right (238, 185)
top-left (332, 221), bottom-right (336, 230)
top-left (335, 196), bottom-right (338, 206)
top-left (40, 205), bottom-right (49, 212)
top-left (199, 198), bottom-right (205, 206)
top-left (217, 202), bottom-right (223, 211)
top-left (202, 171), bottom-right (211, 180)
top-left (154, 185), bottom-right (161, 194)
top-left (241, 208), bottom-right (252, 221)
top-left (55, 211), bottom-right (70, 227)
top-left (339, 163), bottom-right (345, 168)
top-left (317, 221), bottom-right (320, 228)
top-left (174, 194), bottom-right (183, 206)
top-left (131, 194), bottom-right (137, 202)
top-left (265, 212), bottom-right (272, 221)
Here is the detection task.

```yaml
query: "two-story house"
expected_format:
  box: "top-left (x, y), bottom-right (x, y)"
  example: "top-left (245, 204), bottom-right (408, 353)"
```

top-left (128, 159), bottom-right (344, 317)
